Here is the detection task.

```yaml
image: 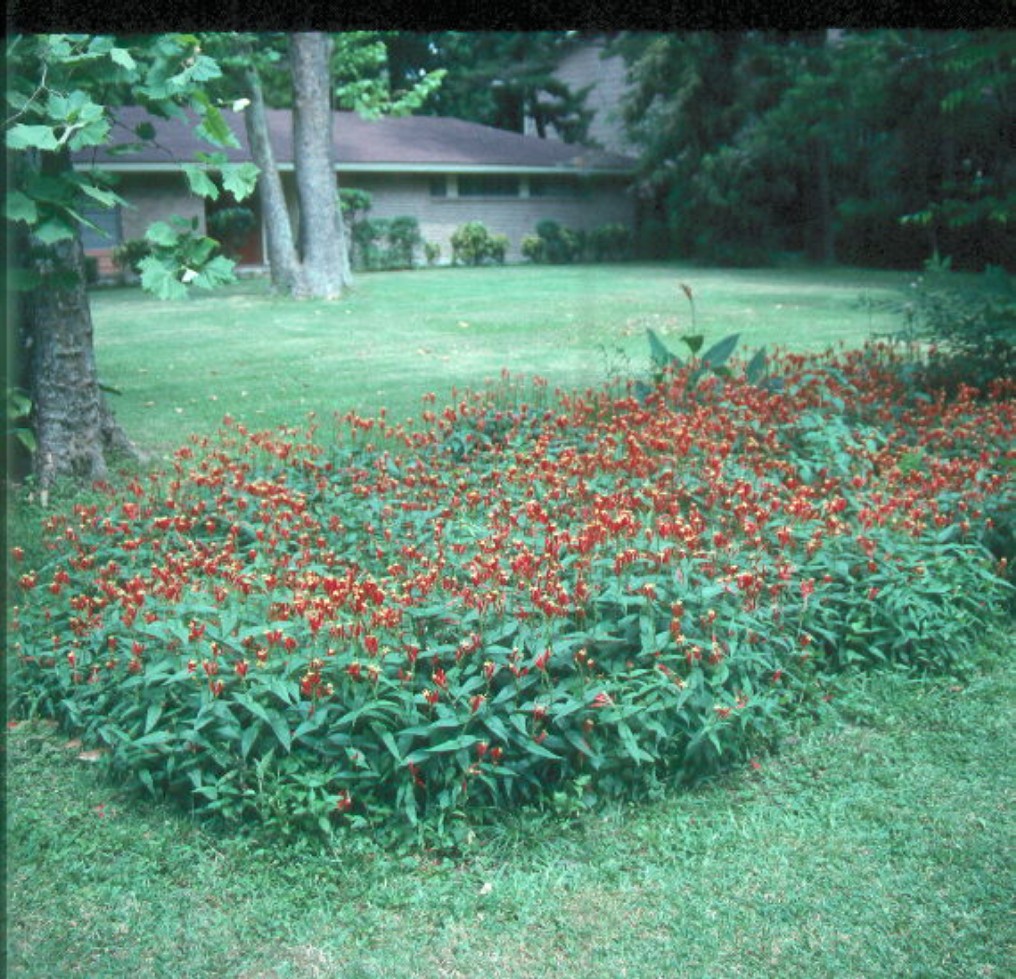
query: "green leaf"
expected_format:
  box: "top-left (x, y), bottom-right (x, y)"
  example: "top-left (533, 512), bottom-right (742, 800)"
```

top-left (110, 47), bottom-right (137, 70)
top-left (746, 346), bottom-right (768, 385)
top-left (144, 702), bottom-right (163, 734)
top-left (78, 183), bottom-right (123, 209)
top-left (647, 328), bottom-right (680, 369)
top-left (5, 191), bottom-right (38, 224)
top-left (145, 221), bottom-right (180, 247)
top-left (194, 104), bottom-right (238, 148)
top-left (220, 162), bottom-right (260, 202)
top-left (191, 254), bottom-right (236, 290)
top-left (617, 720), bottom-right (652, 764)
top-left (701, 333), bottom-right (741, 370)
top-left (240, 722), bottom-right (260, 760)
top-left (32, 218), bottom-right (76, 245)
top-left (680, 334), bottom-right (705, 356)
top-left (138, 256), bottom-right (187, 301)
top-left (7, 124), bottom-right (60, 151)
top-left (182, 165), bottom-right (219, 200)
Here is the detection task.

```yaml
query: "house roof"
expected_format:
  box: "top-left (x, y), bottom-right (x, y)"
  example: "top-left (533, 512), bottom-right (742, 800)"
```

top-left (82, 105), bottom-right (638, 175)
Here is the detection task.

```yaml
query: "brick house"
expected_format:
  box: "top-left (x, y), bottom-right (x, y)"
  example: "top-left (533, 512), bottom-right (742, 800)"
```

top-left (76, 105), bottom-right (637, 274)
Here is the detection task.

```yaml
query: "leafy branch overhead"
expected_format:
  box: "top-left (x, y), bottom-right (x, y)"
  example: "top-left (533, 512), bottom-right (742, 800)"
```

top-left (5, 34), bottom-right (260, 295)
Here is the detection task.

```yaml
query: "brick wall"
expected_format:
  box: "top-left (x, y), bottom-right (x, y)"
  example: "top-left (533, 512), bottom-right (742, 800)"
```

top-left (120, 173), bottom-right (205, 242)
top-left (107, 168), bottom-right (634, 270)
top-left (342, 173), bottom-right (635, 263)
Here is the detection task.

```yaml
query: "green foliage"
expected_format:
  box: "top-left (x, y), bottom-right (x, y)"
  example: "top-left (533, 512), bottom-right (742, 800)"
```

top-left (879, 257), bottom-right (1016, 392)
top-left (588, 223), bottom-right (633, 262)
top-left (387, 32), bottom-right (592, 139)
top-left (137, 217), bottom-right (236, 300)
top-left (533, 220), bottom-right (583, 264)
top-left (451, 221), bottom-right (508, 266)
top-left (520, 234), bottom-right (544, 264)
top-left (8, 340), bottom-right (1012, 848)
top-left (423, 241), bottom-right (441, 266)
top-left (6, 387), bottom-right (37, 454)
top-left (5, 32), bottom-right (260, 309)
top-left (351, 216), bottom-right (423, 271)
top-left (111, 238), bottom-right (153, 275)
top-left (613, 30), bottom-right (1016, 270)
top-left (206, 206), bottom-right (257, 259)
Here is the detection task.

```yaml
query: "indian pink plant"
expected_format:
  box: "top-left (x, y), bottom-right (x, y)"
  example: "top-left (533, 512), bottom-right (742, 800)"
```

top-left (7, 343), bottom-right (1013, 845)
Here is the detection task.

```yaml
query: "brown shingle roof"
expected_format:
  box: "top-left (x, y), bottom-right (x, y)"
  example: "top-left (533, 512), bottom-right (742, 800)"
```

top-left (83, 106), bottom-right (637, 172)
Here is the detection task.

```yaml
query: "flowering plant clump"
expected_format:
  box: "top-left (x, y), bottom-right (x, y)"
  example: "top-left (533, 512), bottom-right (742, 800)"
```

top-left (8, 343), bottom-right (1014, 846)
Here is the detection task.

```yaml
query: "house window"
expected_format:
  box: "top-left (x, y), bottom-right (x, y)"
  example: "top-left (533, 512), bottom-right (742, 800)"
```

top-left (429, 176), bottom-right (448, 198)
top-left (79, 205), bottom-right (123, 250)
top-left (457, 175), bottom-right (521, 198)
top-left (530, 176), bottom-right (582, 198)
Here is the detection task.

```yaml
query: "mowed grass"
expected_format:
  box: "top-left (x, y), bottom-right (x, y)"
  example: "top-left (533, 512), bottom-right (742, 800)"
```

top-left (11, 262), bottom-right (1011, 977)
top-left (7, 634), bottom-right (1013, 978)
top-left (90, 262), bottom-right (911, 454)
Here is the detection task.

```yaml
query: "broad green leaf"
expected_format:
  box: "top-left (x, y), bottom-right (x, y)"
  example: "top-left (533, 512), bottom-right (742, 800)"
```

top-left (7, 124), bottom-right (60, 151)
top-left (145, 220), bottom-right (180, 247)
top-left (182, 164), bottom-right (219, 200)
top-left (110, 47), bottom-right (136, 70)
top-left (77, 183), bottom-right (123, 209)
top-left (701, 333), bottom-right (741, 369)
top-left (746, 346), bottom-right (768, 384)
top-left (138, 256), bottom-right (187, 300)
top-left (647, 327), bottom-right (680, 368)
top-left (220, 162), bottom-right (260, 202)
top-left (32, 218), bottom-right (76, 245)
top-left (5, 191), bottom-right (38, 223)
top-left (680, 333), bottom-right (705, 356)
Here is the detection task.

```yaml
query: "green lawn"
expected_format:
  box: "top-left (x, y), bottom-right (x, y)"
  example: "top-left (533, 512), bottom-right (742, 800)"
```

top-left (90, 262), bottom-right (911, 454)
top-left (7, 634), bottom-right (1012, 978)
top-left (10, 262), bottom-right (1012, 978)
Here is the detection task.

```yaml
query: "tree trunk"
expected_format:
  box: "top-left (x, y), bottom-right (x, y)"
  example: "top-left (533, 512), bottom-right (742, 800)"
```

top-left (243, 60), bottom-right (305, 296)
top-left (23, 227), bottom-right (138, 490)
top-left (290, 32), bottom-right (351, 298)
top-left (814, 135), bottom-right (836, 265)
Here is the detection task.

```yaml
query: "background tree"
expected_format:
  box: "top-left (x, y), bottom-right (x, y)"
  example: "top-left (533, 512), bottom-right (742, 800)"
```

top-left (386, 32), bottom-right (592, 141)
top-left (5, 33), bottom-right (258, 489)
top-left (613, 29), bottom-right (1015, 270)
top-left (208, 31), bottom-right (444, 297)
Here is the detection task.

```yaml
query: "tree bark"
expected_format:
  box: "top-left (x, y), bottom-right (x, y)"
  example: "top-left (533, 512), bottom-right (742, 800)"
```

top-left (290, 32), bottom-right (351, 298)
top-left (23, 228), bottom-right (138, 489)
top-left (243, 60), bottom-right (305, 296)
top-left (814, 135), bottom-right (836, 265)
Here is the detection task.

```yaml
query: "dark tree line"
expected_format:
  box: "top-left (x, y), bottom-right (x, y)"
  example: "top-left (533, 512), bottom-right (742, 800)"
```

top-left (611, 30), bottom-right (1015, 270)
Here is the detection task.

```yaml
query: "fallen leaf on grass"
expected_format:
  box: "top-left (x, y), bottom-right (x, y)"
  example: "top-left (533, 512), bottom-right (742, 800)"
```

top-left (63, 738), bottom-right (82, 751)
top-left (77, 748), bottom-right (109, 763)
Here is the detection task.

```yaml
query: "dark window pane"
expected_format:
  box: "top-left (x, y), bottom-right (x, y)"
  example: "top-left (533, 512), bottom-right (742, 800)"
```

top-left (80, 205), bottom-right (122, 250)
top-left (458, 175), bottom-right (520, 198)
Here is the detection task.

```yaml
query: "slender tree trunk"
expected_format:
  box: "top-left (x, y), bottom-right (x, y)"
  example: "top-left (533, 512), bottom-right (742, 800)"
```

top-left (242, 59), bottom-right (305, 296)
top-left (814, 136), bottom-right (836, 264)
top-left (290, 32), bottom-right (351, 298)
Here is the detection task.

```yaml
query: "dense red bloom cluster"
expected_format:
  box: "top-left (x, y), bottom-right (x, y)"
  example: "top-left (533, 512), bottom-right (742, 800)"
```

top-left (8, 345), bottom-right (1013, 837)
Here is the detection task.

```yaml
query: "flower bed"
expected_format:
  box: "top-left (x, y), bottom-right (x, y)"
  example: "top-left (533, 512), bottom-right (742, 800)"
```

top-left (8, 344), bottom-right (1014, 845)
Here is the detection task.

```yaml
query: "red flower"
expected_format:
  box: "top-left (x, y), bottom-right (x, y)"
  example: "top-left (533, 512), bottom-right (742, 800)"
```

top-left (591, 692), bottom-right (613, 708)
top-left (335, 790), bottom-right (352, 813)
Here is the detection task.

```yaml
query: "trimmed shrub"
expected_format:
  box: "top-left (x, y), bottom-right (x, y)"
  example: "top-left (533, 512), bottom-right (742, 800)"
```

top-left (451, 221), bottom-right (507, 266)
top-left (589, 223), bottom-right (633, 262)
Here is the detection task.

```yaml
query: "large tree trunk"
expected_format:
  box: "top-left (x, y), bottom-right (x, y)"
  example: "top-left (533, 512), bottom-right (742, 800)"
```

top-left (243, 58), bottom-right (305, 296)
top-left (22, 228), bottom-right (138, 490)
top-left (290, 32), bottom-right (352, 298)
